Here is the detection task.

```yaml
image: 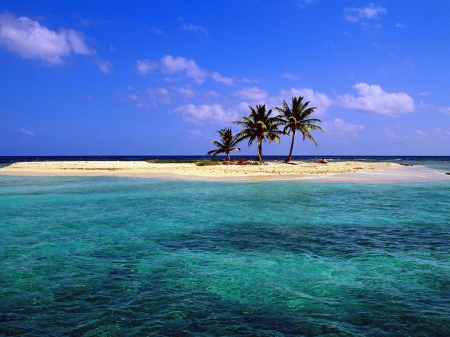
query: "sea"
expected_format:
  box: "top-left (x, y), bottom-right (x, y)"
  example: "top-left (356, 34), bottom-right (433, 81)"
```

top-left (1, 156), bottom-right (449, 336)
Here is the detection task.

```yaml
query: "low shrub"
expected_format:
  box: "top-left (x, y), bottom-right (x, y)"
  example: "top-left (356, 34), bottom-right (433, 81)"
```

top-left (195, 161), bottom-right (221, 166)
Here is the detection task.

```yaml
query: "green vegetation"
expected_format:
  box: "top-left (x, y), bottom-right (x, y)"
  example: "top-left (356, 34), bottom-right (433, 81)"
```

top-left (206, 127), bottom-right (241, 161)
top-left (149, 96), bottom-right (323, 164)
top-left (146, 159), bottom-right (261, 166)
top-left (146, 159), bottom-right (220, 166)
top-left (233, 104), bottom-right (284, 162)
top-left (275, 96), bottom-right (323, 163)
top-left (204, 96), bottom-right (323, 163)
top-left (146, 159), bottom-right (199, 164)
top-left (195, 161), bottom-right (222, 166)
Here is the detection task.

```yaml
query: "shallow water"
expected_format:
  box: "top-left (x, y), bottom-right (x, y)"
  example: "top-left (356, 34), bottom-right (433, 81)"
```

top-left (1, 176), bottom-right (449, 336)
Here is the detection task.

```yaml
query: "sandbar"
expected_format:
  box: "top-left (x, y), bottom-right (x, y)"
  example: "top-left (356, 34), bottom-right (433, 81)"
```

top-left (0, 160), bottom-right (448, 183)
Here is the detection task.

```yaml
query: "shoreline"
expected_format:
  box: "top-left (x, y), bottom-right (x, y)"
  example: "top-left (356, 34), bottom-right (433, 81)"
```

top-left (0, 160), bottom-right (448, 183)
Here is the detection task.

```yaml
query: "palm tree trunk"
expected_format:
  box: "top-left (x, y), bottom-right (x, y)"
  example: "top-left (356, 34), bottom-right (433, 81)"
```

top-left (285, 129), bottom-right (296, 163)
top-left (226, 152), bottom-right (230, 161)
top-left (257, 141), bottom-right (263, 162)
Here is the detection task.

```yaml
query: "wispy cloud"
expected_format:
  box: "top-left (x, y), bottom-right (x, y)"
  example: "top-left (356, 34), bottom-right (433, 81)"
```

top-left (415, 130), bottom-right (429, 137)
top-left (137, 59), bottom-right (158, 75)
top-left (175, 104), bottom-right (238, 125)
top-left (438, 106), bottom-right (450, 115)
top-left (160, 55), bottom-right (208, 84)
top-left (236, 87), bottom-right (269, 103)
top-left (20, 128), bottom-right (35, 136)
top-left (83, 94), bottom-right (94, 100)
top-left (178, 17), bottom-right (207, 33)
top-left (434, 128), bottom-right (450, 135)
top-left (187, 129), bottom-right (210, 139)
top-left (173, 86), bottom-right (196, 98)
top-left (0, 14), bottom-right (111, 73)
top-left (150, 27), bottom-right (164, 35)
top-left (137, 55), bottom-right (233, 85)
top-left (282, 72), bottom-right (299, 80)
top-left (211, 72), bottom-right (234, 86)
top-left (294, 0), bottom-right (320, 8)
top-left (148, 87), bottom-right (171, 104)
top-left (383, 126), bottom-right (409, 139)
top-left (96, 60), bottom-right (113, 74)
top-left (336, 83), bottom-right (415, 115)
top-left (322, 119), bottom-right (364, 137)
top-left (181, 23), bottom-right (206, 32)
top-left (396, 23), bottom-right (407, 29)
top-left (344, 3), bottom-right (386, 23)
top-left (241, 77), bottom-right (259, 84)
top-left (279, 88), bottom-right (333, 116)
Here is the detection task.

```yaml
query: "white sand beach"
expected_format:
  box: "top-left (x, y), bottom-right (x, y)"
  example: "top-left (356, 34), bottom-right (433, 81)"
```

top-left (0, 160), bottom-right (447, 182)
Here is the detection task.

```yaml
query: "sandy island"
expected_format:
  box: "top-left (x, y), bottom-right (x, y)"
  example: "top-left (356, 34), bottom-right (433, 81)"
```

top-left (0, 160), bottom-right (448, 182)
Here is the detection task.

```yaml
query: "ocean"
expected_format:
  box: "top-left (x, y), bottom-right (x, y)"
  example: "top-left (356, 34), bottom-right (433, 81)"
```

top-left (0, 156), bottom-right (449, 336)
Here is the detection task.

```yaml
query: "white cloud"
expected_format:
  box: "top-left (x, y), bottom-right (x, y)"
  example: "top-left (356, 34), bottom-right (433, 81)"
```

top-left (20, 128), bottom-right (35, 136)
top-left (160, 55), bottom-right (208, 84)
top-left (175, 104), bottom-right (238, 125)
top-left (0, 14), bottom-right (90, 64)
top-left (211, 72), bottom-right (234, 85)
top-left (419, 92), bottom-right (432, 96)
top-left (337, 83), bottom-right (415, 114)
top-left (282, 72), bottom-right (299, 80)
top-left (396, 23), bottom-right (407, 29)
top-left (137, 59), bottom-right (157, 75)
top-left (279, 88), bottom-right (333, 116)
top-left (322, 119), bottom-right (364, 137)
top-left (0, 14), bottom-right (110, 73)
top-left (345, 3), bottom-right (387, 23)
top-left (236, 87), bottom-right (268, 102)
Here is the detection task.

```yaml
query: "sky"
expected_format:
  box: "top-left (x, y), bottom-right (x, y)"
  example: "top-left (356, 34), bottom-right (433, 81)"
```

top-left (1, 0), bottom-right (449, 156)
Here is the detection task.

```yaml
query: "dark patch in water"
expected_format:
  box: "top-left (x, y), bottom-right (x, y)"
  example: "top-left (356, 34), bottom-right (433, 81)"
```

top-left (157, 222), bottom-right (450, 258)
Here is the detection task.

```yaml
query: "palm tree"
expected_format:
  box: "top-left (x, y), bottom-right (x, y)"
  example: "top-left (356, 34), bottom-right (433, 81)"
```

top-left (233, 104), bottom-right (284, 162)
top-left (207, 127), bottom-right (241, 161)
top-left (275, 96), bottom-right (323, 163)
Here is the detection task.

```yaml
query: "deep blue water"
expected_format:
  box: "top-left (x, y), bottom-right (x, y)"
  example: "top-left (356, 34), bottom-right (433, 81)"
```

top-left (0, 158), bottom-right (450, 336)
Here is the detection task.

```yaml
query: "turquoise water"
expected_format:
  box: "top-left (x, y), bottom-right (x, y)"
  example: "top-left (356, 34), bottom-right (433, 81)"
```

top-left (1, 175), bottom-right (450, 336)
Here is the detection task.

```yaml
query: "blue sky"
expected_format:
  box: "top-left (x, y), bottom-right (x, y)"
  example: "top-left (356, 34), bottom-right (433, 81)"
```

top-left (1, 0), bottom-right (449, 156)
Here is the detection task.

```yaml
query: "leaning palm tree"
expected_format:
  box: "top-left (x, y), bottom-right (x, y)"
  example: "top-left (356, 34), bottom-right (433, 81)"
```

top-left (275, 96), bottom-right (323, 163)
top-left (207, 127), bottom-right (241, 161)
top-left (233, 104), bottom-right (284, 162)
